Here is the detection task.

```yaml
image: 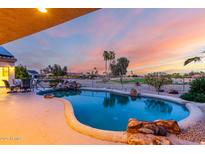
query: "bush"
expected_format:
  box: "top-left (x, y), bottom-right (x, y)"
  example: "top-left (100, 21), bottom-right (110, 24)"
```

top-left (180, 93), bottom-right (195, 101)
top-left (180, 77), bottom-right (205, 103)
top-left (189, 77), bottom-right (205, 94)
top-left (15, 65), bottom-right (30, 79)
top-left (181, 93), bottom-right (205, 103)
top-left (195, 93), bottom-right (205, 102)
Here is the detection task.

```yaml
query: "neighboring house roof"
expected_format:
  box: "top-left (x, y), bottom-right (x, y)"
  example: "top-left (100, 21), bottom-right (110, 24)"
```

top-left (0, 46), bottom-right (15, 58)
top-left (0, 46), bottom-right (17, 63)
top-left (27, 70), bottom-right (39, 75)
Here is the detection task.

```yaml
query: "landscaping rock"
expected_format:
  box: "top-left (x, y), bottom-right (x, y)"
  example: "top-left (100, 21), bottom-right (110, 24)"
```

top-left (127, 118), bottom-right (169, 136)
top-left (130, 88), bottom-right (138, 97)
top-left (44, 94), bottom-right (54, 99)
top-left (154, 120), bottom-right (181, 134)
top-left (127, 118), bottom-right (143, 133)
top-left (137, 128), bottom-right (155, 134)
top-left (155, 126), bottom-right (168, 136)
top-left (142, 122), bottom-right (158, 132)
top-left (126, 118), bottom-right (180, 144)
top-left (127, 133), bottom-right (171, 145)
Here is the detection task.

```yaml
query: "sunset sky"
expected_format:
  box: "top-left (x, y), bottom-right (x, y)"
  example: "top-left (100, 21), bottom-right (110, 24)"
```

top-left (3, 8), bottom-right (205, 75)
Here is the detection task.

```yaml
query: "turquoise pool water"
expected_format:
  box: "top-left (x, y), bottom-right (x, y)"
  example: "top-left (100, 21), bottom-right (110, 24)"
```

top-left (42, 90), bottom-right (189, 131)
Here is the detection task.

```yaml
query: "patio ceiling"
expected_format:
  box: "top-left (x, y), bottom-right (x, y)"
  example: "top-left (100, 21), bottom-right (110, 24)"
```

top-left (0, 8), bottom-right (99, 45)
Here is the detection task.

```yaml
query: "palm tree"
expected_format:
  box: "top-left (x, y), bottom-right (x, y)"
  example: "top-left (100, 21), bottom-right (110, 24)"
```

top-left (184, 51), bottom-right (205, 66)
top-left (91, 67), bottom-right (98, 87)
top-left (103, 51), bottom-right (109, 75)
top-left (108, 51), bottom-right (115, 76)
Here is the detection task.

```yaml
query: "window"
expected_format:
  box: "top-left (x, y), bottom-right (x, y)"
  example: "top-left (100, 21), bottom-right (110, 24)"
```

top-left (2, 67), bottom-right (9, 77)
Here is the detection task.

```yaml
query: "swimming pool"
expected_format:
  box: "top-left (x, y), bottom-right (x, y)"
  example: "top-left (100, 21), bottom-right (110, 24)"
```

top-left (41, 90), bottom-right (189, 131)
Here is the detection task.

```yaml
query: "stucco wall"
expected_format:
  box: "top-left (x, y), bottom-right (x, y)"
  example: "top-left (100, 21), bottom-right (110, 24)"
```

top-left (0, 61), bottom-right (15, 87)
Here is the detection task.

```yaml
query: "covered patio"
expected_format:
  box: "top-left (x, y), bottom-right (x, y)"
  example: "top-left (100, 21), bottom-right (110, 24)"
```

top-left (0, 8), bottom-right (114, 144)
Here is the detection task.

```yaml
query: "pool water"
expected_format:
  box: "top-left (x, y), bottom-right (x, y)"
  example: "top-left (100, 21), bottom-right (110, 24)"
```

top-left (49, 90), bottom-right (189, 131)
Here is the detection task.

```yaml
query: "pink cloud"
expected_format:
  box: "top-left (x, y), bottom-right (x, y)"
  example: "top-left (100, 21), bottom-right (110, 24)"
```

top-left (71, 9), bottom-right (205, 74)
top-left (10, 9), bottom-right (205, 75)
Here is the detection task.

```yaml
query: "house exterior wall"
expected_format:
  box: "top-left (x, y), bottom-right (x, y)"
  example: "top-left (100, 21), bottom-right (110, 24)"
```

top-left (0, 61), bottom-right (15, 87)
top-left (172, 78), bottom-right (195, 84)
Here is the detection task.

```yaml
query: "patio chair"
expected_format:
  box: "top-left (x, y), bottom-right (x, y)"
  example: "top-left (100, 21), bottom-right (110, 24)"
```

top-left (2, 80), bottom-right (19, 93)
top-left (20, 79), bottom-right (32, 92)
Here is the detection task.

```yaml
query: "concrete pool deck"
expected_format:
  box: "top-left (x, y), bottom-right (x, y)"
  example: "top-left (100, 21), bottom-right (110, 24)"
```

top-left (0, 92), bottom-right (116, 144)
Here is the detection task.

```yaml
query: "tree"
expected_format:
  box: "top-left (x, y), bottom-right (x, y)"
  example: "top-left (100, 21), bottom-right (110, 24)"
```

top-left (184, 51), bottom-right (205, 66)
top-left (145, 72), bottom-right (172, 94)
top-left (108, 51), bottom-right (115, 74)
top-left (90, 67), bottom-right (98, 87)
top-left (117, 57), bottom-right (129, 76)
top-left (110, 57), bottom-right (130, 77)
top-left (92, 67), bottom-right (98, 76)
top-left (103, 51), bottom-right (110, 75)
top-left (110, 60), bottom-right (119, 77)
top-left (15, 65), bottom-right (30, 79)
top-left (103, 50), bottom-right (116, 77)
top-left (170, 73), bottom-right (183, 78)
top-left (110, 57), bottom-right (129, 89)
top-left (41, 64), bottom-right (67, 76)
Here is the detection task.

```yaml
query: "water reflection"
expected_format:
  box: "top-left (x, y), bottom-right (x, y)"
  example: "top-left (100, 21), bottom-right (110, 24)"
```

top-left (144, 99), bottom-right (173, 114)
top-left (103, 93), bottom-right (129, 108)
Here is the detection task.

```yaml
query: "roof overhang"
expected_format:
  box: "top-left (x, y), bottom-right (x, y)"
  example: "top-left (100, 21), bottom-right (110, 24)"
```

top-left (0, 8), bottom-right (99, 45)
top-left (0, 57), bottom-right (17, 63)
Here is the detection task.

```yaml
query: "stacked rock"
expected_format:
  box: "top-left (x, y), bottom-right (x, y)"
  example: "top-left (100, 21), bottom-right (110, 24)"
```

top-left (126, 118), bottom-right (181, 145)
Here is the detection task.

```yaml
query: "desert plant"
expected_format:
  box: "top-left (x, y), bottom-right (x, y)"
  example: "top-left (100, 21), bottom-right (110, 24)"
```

top-left (145, 72), bottom-right (172, 94)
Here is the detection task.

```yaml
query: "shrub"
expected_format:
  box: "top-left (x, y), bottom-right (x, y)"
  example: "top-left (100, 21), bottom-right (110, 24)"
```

top-left (189, 77), bottom-right (205, 94)
top-left (180, 93), bottom-right (195, 101)
top-left (15, 65), bottom-right (30, 79)
top-left (195, 93), bottom-right (205, 103)
top-left (180, 77), bottom-right (205, 103)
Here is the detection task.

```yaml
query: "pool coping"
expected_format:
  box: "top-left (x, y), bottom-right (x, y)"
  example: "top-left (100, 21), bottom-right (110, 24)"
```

top-left (42, 87), bottom-right (204, 143)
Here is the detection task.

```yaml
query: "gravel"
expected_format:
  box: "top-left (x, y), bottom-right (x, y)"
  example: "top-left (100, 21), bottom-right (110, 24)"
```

top-left (177, 114), bottom-right (205, 144)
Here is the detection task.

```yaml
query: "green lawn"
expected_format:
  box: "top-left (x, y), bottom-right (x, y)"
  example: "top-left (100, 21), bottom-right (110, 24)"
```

top-left (111, 78), bottom-right (145, 84)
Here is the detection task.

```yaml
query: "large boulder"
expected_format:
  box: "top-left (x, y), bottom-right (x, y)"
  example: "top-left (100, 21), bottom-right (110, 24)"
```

top-left (130, 88), bottom-right (138, 97)
top-left (127, 118), bottom-right (180, 135)
top-left (127, 133), bottom-right (171, 145)
top-left (155, 126), bottom-right (168, 136)
top-left (127, 118), bottom-right (143, 133)
top-left (154, 120), bottom-right (181, 134)
top-left (127, 118), bottom-right (168, 136)
top-left (141, 122), bottom-right (158, 133)
top-left (137, 128), bottom-right (155, 134)
top-left (126, 118), bottom-right (174, 145)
